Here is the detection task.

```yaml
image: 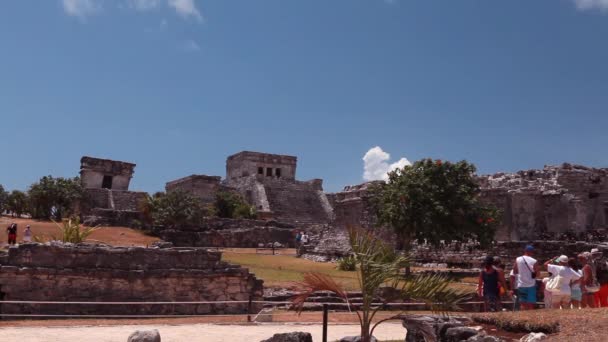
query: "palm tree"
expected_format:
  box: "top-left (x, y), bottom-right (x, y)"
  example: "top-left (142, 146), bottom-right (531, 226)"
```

top-left (292, 228), bottom-right (470, 342)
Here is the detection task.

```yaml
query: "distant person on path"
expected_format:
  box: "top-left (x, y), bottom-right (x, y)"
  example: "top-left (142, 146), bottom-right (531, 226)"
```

top-left (478, 256), bottom-right (508, 312)
top-left (6, 222), bottom-right (18, 245)
top-left (509, 269), bottom-right (520, 311)
top-left (590, 248), bottom-right (608, 307)
top-left (23, 225), bottom-right (32, 243)
top-left (301, 232), bottom-right (309, 245)
top-left (295, 231), bottom-right (302, 247)
top-left (543, 255), bottom-right (581, 309)
top-left (513, 245), bottom-right (539, 310)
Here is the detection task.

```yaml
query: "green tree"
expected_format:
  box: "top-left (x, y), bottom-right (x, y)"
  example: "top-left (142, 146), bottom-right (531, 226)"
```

top-left (372, 158), bottom-right (499, 250)
top-left (292, 228), bottom-right (469, 342)
top-left (213, 191), bottom-right (256, 219)
top-left (0, 184), bottom-right (8, 213)
top-left (141, 190), bottom-right (207, 229)
top-left (7, 190), bottom-right (28, 217)
top-left (28, 176), bottom-right (84, 220)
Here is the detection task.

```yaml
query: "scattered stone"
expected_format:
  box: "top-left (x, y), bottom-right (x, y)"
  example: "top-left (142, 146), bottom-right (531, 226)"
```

top-left (260, 332), bottom-right (313, 342)
top-left (151, 241), bottom-right (173, 248)
top-left (520, 332), bottom-right (548, 342)
top-left (127, 329), bottom-right (161, 342)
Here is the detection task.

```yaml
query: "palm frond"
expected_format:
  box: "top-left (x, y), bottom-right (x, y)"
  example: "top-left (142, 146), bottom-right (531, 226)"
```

top-left (292, 272), bottom-right (349, 313)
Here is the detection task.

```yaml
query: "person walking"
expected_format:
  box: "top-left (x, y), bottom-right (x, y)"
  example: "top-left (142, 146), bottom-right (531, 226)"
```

top-left (512, 245), bottom-right (539, 310)
top-left (295, 231), bottom-right (303, 257)
top-left (6, 222), bottom-right (18, 245)
top-left (569, 257), bottom-right (583, 309)
top-left (590, 248), bottom-right (608, 307)
top-left (478, 256), bottom-right (508, 312)
top-left (23, 225), bottom-right (32, 243)
top-left (579, 252), bottom-right (599, 308)
top-left (543, 255), bottom-right (581, 309)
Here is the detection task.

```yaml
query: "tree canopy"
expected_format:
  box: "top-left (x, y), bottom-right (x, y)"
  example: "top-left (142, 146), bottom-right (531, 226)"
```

top-left (0, 184), bottom-right (8, 213)
top-left (372, 158), bottom-right (499, 248)
top-left (7, 190), bottom-right (28, 217)
top-left (28, 176), bottom-right (84, 220)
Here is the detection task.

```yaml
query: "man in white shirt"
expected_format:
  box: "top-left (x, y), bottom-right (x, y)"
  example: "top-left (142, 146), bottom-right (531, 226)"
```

top-left (544, 255), bottom-right (581, 309)
top-left (513, 245), bottom-right (540, 310)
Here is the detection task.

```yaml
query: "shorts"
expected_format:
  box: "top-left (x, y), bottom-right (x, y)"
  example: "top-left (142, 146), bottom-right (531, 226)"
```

top-left (571, 288), bottom-right (582, 301)
top-left (518, 286), bottom-right (537, 304)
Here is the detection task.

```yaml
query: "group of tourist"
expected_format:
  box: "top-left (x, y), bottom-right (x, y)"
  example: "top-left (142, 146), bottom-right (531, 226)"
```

top-left (4, 222), bottom-right (32, 245)
top-left (478, 245), bottom-right (608, 311)
top-left (295, 231), bottom-right (309, 256)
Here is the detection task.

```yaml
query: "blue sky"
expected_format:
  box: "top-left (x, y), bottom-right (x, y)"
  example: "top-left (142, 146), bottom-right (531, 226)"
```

top-left (1, 0), bottom-right (608, 193)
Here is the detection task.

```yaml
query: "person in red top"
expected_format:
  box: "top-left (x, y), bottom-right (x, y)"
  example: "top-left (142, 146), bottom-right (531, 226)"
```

top-left (6, 222), bottom-right (17, 245)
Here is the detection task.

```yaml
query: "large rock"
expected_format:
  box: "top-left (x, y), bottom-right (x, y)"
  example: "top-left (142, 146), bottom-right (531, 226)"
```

top-left (338, 337), bottom-right (377, 342)
top-left (445, 327), bottom-right (480, 342)
top-left (127, 329), bottom-right (161, 342)
top-left (520, 332), bottom-right (548, 342)
top-left (260, 332), bottom-right (313, 342)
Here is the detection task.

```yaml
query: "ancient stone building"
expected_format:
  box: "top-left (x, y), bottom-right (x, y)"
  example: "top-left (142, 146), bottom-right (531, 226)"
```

top-left (0, 243), bottom-right (263, 316)
top-left (166, 151), bottom-right (334, 227)
top-left (80, 156), bottom-right (136, 190)
top-left (79, 156), bottom-right (146, 226)
top-left (478, 163), bottom-right (608, 241)
top-left (165, 175), bottom-right (224, 204)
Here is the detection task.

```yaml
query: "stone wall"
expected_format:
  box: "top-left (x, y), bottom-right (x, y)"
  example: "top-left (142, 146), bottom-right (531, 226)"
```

top-left (0, 243), bottom-right (264, 316)
top-left (165, 175), bottom-right (223, 204)
top-left (81, 189), bottom-right (146, 227)
top-left (158, 218), bottom-right (297, 248)
top-left (478, 163), bottom-right (608, 241)
top-left (412, 241), bottom-right (608, 268)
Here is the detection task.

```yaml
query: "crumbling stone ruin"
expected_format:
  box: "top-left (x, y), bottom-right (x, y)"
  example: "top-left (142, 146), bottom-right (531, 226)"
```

top-left (158, 217), bottom-right (297, 248)
top-left (167, 151), bottom-right (334, 227)
top-left (0, 243), bottom-right (263, 316)
top-left (80, 156), bottom-right (147, 226)
top-left (478, 163), bottom-right (608, 241)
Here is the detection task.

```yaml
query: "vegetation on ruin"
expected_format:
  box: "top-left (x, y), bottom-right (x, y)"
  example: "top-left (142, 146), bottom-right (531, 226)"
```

top-left (372, 158), bottom-right (500, 250)
top-left (337, 255), bottom-right (357, 271)
top-left (212, 190), bottom-right (257, 219)
top-left (292, 228), bottom-right (469, 342)
top-left (52, 217), bottom-right (99, 243)
top-left (28, 175), bottom-right (84, 220)
top-left (141, 190), bottom-right (207, 229)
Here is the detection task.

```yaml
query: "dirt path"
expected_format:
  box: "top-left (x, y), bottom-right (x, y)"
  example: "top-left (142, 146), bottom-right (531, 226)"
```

top-left (0, 322), bottom-right (405, 341)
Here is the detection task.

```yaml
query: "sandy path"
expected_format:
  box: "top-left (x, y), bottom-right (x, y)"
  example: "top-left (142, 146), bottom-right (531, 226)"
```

top-left (0, 323), bottom-right (405, 341)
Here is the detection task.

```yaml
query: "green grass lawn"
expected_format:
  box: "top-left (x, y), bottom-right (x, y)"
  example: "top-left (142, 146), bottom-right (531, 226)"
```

top-left (222, 250), bottom-right (477, 294)
top-left (222, 250), bottom-right (361, 289)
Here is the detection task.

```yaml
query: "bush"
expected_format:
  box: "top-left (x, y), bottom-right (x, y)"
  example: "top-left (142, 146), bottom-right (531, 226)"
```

top-left (337, 255), bottom-right (357, 271)
top-left (28, 176), bottom-right (83, 220)
top-left (53, 217), bottom-right (98, 243)
top-left (141, 190), bottom-right (207, 229)
top-left (213, 191), bottom-right (256, 219)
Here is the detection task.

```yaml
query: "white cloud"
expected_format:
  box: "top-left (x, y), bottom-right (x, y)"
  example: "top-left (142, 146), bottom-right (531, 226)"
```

top-left (573, 0), bottom-right (608, 11)
top-left (62, 0), bottom-right (101, 18)
top-left (127, 0), bottom-right (161, 11)
top-left (182, 39), bottom-right (201, 52)
top-left (168, 0), bottom-right (202, 21)
top-left (362, 146), bottom-right (411, 182)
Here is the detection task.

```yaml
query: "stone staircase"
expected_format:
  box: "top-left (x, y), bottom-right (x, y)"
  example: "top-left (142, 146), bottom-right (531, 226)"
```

top-left (264, 181), bottom-right (332, 227)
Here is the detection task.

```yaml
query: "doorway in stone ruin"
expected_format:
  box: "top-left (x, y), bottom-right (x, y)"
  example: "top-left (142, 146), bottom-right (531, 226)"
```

top-left (266, 168), bottom-right (272, 177)
top-left (102, 175), bottom-right (113, 189)
top-left (276, 168), bottom-right (281, 178)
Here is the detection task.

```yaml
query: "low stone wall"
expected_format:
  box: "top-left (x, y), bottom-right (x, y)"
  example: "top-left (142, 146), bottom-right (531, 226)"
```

top-left (157, 218), bottom-right (297, 248)
top-left (83, 208), bottom-right (143, 227)
top-left (412, 241), bottom-right (608, 268)
top-left (0, 243), bottom-right (263, 316)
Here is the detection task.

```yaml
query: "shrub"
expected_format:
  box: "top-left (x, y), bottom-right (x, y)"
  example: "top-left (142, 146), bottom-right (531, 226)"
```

top-left (337, 255), bottom-right (357, 271)
top-left (28, 176), bottom-right (83, 220)
top-left (141, 190), bottom-right (207, 229)
top-left (53, 217), bottom-right (98, 243)
top-left (214, 191), bottom-right (256, 219)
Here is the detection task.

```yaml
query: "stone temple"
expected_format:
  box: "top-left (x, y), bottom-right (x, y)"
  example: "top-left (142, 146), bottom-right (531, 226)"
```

top-left (80, 156), bottom-right (147, 226)
top-left (167, 151), bottom-right (334, 227)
